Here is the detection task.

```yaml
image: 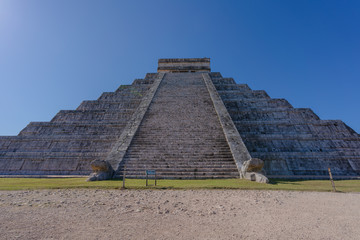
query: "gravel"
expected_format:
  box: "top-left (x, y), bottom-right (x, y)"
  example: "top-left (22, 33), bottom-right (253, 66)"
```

top-left (0, 189), bottom-right (359, 239)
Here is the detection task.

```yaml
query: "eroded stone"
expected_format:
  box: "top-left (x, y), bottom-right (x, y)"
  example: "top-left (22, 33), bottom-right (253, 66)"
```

top-left (87, 160), bottom-right (114, 181)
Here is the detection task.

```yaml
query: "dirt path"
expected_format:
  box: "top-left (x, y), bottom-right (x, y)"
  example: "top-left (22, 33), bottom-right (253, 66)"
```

top-left (0, 189), bottom-right (359, 239)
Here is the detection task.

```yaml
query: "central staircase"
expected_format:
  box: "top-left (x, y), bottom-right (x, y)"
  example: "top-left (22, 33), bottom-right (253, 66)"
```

top-left (117, 73), bottom-right (239, 179)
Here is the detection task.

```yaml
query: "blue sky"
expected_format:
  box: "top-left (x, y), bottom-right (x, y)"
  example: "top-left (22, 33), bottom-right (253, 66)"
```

top-left (0, 0), bottom-right (359, 135)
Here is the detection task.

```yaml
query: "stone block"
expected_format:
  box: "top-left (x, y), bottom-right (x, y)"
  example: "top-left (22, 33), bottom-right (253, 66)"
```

top-left (87, 160), bottom-right (114, 181)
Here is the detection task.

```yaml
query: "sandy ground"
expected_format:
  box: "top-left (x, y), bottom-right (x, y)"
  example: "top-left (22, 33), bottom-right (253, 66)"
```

top-left (0, 189), bottom-right (359, 240)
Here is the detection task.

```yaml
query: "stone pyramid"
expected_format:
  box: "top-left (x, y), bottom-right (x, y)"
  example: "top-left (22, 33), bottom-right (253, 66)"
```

top-left (0, 58), bottom-right (359, 179)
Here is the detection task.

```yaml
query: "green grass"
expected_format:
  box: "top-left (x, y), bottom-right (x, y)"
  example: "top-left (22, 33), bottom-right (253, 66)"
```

top-left (0, 178), bottom-right (359, 192)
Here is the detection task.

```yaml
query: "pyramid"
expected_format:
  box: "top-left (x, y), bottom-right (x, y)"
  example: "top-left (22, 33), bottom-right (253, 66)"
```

top-left (0, 58), bottom-right (359, 179)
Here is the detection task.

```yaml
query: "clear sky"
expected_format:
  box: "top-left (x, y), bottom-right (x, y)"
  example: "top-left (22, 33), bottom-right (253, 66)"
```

top-left (0, 0), bottom-right (359, 135)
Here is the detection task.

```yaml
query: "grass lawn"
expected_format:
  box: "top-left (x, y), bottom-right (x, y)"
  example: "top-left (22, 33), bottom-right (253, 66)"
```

top-left (0, 178), bottom-right (359, 192)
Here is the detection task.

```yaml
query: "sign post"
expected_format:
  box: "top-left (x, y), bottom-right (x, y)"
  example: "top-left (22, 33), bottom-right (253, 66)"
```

top-left (145, 170), bottom-right (157, 186)
top-left (122, 165), bottom-right (126, 189)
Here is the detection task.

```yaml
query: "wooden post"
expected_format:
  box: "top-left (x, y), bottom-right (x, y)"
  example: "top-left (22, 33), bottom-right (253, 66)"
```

top-left (155, 172), bottom-right (157, 186)
top-left (122, 165), bottom-right (126, 189)
top-left (328, 168), bottom-right (336, 192)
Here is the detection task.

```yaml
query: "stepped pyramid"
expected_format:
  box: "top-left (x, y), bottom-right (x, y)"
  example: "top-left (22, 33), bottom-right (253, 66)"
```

top-left (0, 58), bottom-right (359, 179)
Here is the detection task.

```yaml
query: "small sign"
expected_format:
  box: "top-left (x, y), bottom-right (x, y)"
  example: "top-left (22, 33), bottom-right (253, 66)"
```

top-left (145, 170), bottom-right (157, 186)
top-left (146, 170), bottom-right (156, 175)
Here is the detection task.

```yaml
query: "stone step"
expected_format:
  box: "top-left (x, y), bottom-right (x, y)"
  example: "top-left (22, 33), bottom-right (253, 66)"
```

top-left (123, 157), bottom-right (236, 162)
top-left (129, 137), bottom-right (231, 140)
top-left (119, 172), bottom-right (239, 178)
top-left (1, 146), bottom-right (112, 153)
top-left (234, 120), bottom-right (344, 126)
top-left (124, 150), bottom-right (232, 154)
top-left (122, 159), bottom-right (236, 164)
top-left (120, 72), bottom-right (238, 179)
top-left (0, 156), bottom-right (95, 172)
top-left (240, 133), bottom-right (360, 141)
top-left (0, 138), bottom-right (117, 149)
top-left (211, 77), bottom-right (237, 85)
top-left (217, 90), bottom-right (270, 100)
top-left (121, 167), bottom-right (238, 172)
top-left (98, 95), bottom-right (144, 101)
top-left (251, 151), bottom-right (360, 159)
top-left (0, 151), bottom-right (106, 158)
top-left (131, 131), bottom-right (229, 134)
top-left (0, 170), bottom-right (91, 175)
top-left (119, 167), bottom-right (238, 172)
top-left (77, 100), bottom-right (141, 111)
top-left (126, 139), bottom-right (230, 143)
top-left (124, 151), bottom-right (234, 156)
top-left (123, 154), bottom-right (234, 159)
top-left (132, 79), bottom-right (155, 85)
top-left (51, 111), bottom-right (134, 123)
top-left (239, 130), bottom-right (356, 138)
top-left (118, 170), bottom-right (240, 175)
top-left (121, 162), bottom-right (237, 167)
top-left (121, 170), bottom-right (238, 175)
top-left (235, 121), bottom-right (354, 136)
top-left (248, 148), bottom-right (360, 155)
top-left (215, 87), bottom-right (252, 93)
top-left (129, 142), bottom-right (229, 146)
top-left (245, 140), bottom-right (360, 152)
top-left (228, 108), bottom-right (320, 121)
top-left (129, 138), bottom-right (230, 141)
top-left (213, 82), bottom-right (251, 91)
top-left (115, 84), bottom-right (151, 92)
top-left (19, 122), bottom-right (127, 136)
top-left (19, 122), bottom-right (128, 127)
top-left (97, 90), bottom-right (148, 100)
top-left (0, 135), bottom-right (118, 141)
top-left (223, 98), bottom-right (293, 110)
top-left (125, 145), bottom-right (231, 149)
top-left (116, 175), bottom-right (239, 180)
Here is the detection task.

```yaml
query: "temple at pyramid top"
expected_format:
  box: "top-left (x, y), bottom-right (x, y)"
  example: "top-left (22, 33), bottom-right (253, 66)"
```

top-left (157, 58), bottom-right (211, 73)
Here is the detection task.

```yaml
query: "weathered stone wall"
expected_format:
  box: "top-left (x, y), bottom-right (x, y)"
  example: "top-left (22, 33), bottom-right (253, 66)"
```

top-left (158, 58), bottom-right (210, 73)
top-left (209, 72), bottom-right (360, 177)
top-left (0, 75), bottom-right (156, 175)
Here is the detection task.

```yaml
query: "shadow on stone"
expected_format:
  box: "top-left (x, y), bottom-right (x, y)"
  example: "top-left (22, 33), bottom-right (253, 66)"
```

top-left (87, 160), bottom-right (114, 181)
top-left (241, 158), bottom-right (269, 183)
